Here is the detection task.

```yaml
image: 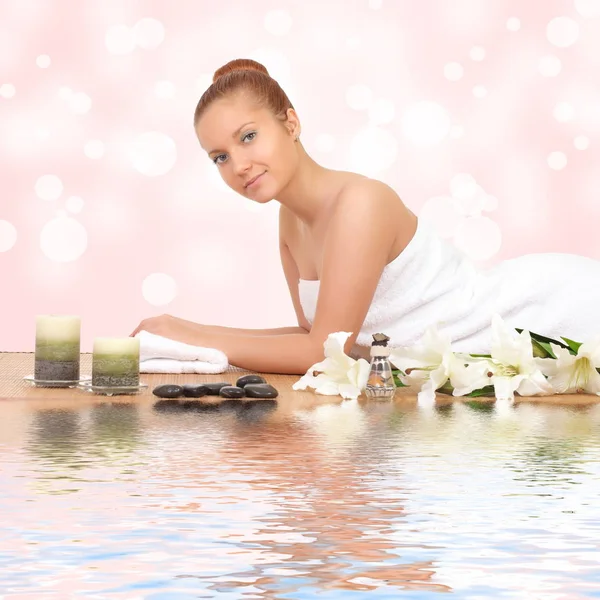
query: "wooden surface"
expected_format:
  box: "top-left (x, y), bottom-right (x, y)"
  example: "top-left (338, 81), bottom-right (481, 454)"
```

top-left (1, 352), bottom-right (599, 407)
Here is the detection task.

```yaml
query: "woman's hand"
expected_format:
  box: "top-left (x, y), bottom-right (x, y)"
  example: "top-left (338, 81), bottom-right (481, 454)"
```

top-left (129, 314), bottom-right (202, 345)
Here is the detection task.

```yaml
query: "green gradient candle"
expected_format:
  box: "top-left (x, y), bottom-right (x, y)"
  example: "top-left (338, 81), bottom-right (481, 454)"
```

top-left (34, 315), bottom-right (81, 384)
top-left (92, 338), bottom-right (140, 387)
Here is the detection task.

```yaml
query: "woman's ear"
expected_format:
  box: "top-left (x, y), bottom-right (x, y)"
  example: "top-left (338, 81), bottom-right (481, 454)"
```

top-left (285, 108), bottom-right (301, 139)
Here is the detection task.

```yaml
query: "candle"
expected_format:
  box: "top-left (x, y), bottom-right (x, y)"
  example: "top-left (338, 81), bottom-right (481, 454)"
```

top-left (35, 315), bottom-right (81, 384)
top-left (92, 337), bottom-right (140, 387)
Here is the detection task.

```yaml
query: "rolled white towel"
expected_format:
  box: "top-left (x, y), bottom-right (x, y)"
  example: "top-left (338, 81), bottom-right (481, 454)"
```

top-left (134, 330), bottom-right (228, 374)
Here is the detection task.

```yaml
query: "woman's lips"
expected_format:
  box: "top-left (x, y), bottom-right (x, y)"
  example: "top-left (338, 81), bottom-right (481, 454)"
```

top-left (245, 172), bottom-right (265, 189)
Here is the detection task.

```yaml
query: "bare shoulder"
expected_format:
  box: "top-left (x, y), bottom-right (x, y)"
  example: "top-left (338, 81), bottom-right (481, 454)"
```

top-left (336, 175), bottom-right (405, 212)
top-left (308, 175), bottom-right (413, 352)
top-left (328, 175), bottom-right (412, 243)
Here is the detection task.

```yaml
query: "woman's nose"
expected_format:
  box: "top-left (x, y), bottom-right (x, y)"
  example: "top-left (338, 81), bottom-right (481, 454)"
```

top-left (231, 153), bottom-right (252, 177)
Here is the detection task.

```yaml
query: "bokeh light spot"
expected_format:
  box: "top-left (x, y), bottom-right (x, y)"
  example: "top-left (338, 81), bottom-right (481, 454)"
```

top-left (35, 175), bottom-right (63, 201)
top-left (368, 98), bottom-right (395, 124)
top-left (133, 18), bottom-right (165, 50)
top-left (84, 139), bottom-right (105, 159)
top-left (129, 132), bottom-right (177, 176)
top-left (548, 151), bottom-right (568, 170)
top-left (444, 62), bottom-right (464, 81)
top-left (142, 273), bottom-right (178, 306)
top-left (507, 17), bottom-right (521, 31)
top-left (40, 216), bottom-right (88, 262)
top-left (349, 127), bottom-right (398, 176)
top-left (546, 17), bottom-right (580, 48)
top-left (105, 24), bottom-right (136, 55)
top-left (401, 101), bottom-right (451, 147)
top-left (66, 196), bottom-right (84, 214)
top-left (36, 54), bottom-right (51, 68)
top-left (574, 135), bottom-right (590, 150)
top-left (0, 220), bottom-right (17, 252)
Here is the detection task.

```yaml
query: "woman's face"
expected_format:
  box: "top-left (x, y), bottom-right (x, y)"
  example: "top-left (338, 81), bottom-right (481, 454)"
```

top-left (195, 95), bottom-right (299, 203)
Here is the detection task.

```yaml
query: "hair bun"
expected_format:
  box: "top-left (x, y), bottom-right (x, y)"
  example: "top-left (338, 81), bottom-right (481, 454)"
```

top-left (212, 59), bottom-right (270, 83)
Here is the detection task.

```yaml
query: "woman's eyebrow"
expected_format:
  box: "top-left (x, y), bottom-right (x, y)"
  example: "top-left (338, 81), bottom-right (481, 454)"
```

top-left (208, 121), bottom-right (256, 155)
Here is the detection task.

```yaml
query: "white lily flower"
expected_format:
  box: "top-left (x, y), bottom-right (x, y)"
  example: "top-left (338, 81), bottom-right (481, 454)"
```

top-left (389, 326), bottom-right (452, 406)
top-left (488, 314), bottom-right (554, 401)
top-left (292, 331), bottom-right (370, 400)
top-left (450, 357), bottom-right (494, 397)
top-left (389, 325), bottom-right (490, 406)
top-left (536, 339), bottom-right (600, 394)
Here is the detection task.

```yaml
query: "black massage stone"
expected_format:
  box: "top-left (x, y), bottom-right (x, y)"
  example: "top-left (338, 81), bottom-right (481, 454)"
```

top-left (203, 382), bottom-right (231, 395)
top-left (236, 374), bottom-right (267, 388)
top-left (219, 386), bottom-right (246, 398)
top-left (153, 384), bottom-right (184, 398)
top-left (183, 384), bottom-right (209, 398)
top-left (243, 383), bottom-right (279, 398)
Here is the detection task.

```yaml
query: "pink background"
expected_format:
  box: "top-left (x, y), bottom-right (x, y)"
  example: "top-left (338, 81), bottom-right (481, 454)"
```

top-left (1, 0), bottom-right (599, 352)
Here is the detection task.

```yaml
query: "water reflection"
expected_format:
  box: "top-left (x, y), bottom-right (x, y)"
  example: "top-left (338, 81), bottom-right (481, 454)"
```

top-left (153, 398), bottom-right (278, 424)
top-left (28, 409), bottom-right (85, 474)
top-left (1, 397), bottom-right (600, 598)
top-left (208, 410), bottom-right (451, 594)
top-left (88, 403), bottom-right (141, 459)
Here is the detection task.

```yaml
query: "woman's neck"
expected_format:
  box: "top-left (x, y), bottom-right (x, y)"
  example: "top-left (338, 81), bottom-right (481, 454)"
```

top-left (275, 150), bottom-right (337, 227)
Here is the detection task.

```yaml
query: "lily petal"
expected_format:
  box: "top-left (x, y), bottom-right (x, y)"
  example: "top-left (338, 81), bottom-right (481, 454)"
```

top-left (347, 359), bottom-right (371, 390)
top-left (389, 347), bottom-right (436, 373)
top-left (579, 337), bottom-right (600, 366)
top-left (429, 363), bottom-right (450, 392)
top-left (451, 359), bottom-right (492, 396)
top-left (293, 331), bottom-right (371, 399)
top-left (535, 356), bottom-right (559, 377)
top-left (587, 368), bottom-right (600, 394)
top-left (492, 375), bottom-right (521, 401)
top-left (491, 314), bottom-right (522, 365)
top-left (323, 331), bottom-right (354, 364)
top-left (312, 380), bottom-right (344, 396)
top-left (517, 369), bottom-right (554, 396)
top-left (337, 382), bottom-right (363, 400)
top-left (417, 382), bottom-right (437, 408)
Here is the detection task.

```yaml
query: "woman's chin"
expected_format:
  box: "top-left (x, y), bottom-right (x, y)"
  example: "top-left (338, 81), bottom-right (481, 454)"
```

top-left (246, 187), bottom-right (275, 203)
top-left (254, 195), bottom-right (275, 205)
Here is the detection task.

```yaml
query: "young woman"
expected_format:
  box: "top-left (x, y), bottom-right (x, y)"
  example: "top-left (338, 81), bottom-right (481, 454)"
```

top-left (130, 59), bottom-right (600, 375)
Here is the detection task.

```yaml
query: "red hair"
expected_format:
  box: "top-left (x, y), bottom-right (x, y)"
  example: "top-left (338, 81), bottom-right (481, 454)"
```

top-left (193, 58), bottom-right (294, 125)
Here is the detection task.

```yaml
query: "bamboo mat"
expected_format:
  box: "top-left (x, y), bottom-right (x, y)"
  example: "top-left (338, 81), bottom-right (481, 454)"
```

top-left (1, 353), bottom-right (598, 406)
top-left (0, 352), bottom-right (256, 399)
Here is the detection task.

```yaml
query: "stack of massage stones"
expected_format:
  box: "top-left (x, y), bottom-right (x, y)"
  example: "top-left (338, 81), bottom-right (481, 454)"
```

top-left (152, 375), bottom-right (278, 401)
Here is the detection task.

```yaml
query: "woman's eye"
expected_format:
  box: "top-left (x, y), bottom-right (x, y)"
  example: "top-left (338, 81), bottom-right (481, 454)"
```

top-left (212, 133), bottom-right (255, 164)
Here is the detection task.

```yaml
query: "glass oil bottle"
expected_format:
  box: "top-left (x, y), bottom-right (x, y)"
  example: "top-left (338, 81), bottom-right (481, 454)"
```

top-left (364, 333), bottom-right (397, 400)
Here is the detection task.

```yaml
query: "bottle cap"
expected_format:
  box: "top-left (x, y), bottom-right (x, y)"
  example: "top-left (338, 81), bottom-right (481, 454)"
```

top-left (371, 332), bottom-right (390, 347)
top-left (370, 345), bottom-right (391, 357)
top-left (370, 332), bottom-right (391, 357)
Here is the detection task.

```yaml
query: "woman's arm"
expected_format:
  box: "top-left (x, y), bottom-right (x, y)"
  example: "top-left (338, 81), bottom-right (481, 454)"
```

top-left (130, 212), bottom-right (310, 340)
top-left (129, 314), bottom-right (307, 339)
top-left (199, 214), bottom-right (313, 338)
top-left (181, 181), bottom-right (403, 373)
top-left (194, 323), bottom-right (308, 336)
top-left (132, 181), bottom-right (404, 374)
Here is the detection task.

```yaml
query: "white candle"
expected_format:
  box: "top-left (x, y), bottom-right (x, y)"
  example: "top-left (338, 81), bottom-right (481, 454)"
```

top-left (92, 337), bottom-right (140, 387)
top-left (36, 315), bottom-right (81, 343)
top-left (93, 337), bottom-right (140, 355)
top-left (34, 315), bottom-right (81, 383)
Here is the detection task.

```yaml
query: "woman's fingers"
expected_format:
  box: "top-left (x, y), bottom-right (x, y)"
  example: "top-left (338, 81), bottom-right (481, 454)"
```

top-left (129, 316), bottom-right (165, 337)
top-left (129, 321), bottom-right (146, 337)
